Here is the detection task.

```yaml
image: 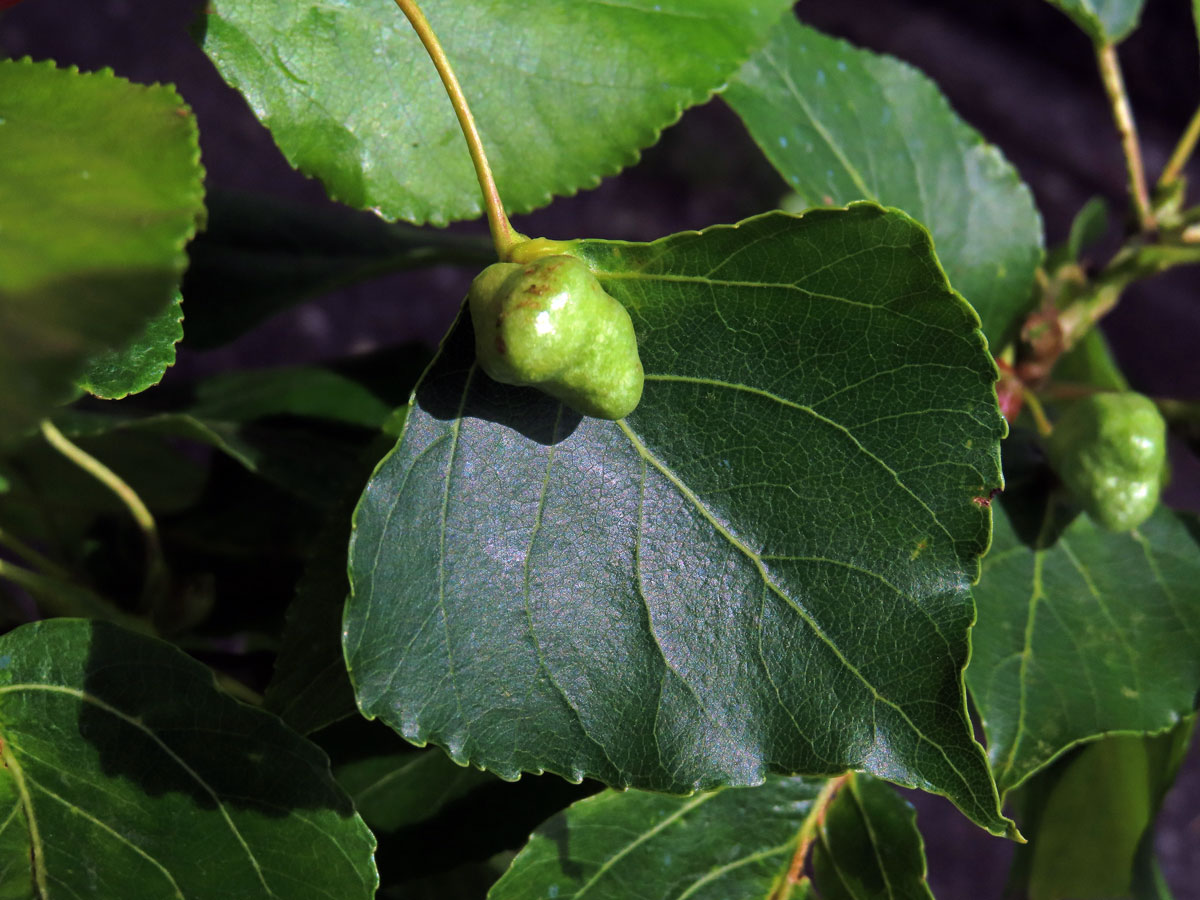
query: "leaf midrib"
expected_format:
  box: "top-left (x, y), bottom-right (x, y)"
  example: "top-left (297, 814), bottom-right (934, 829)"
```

top-left (616, 421), bottom-right (985, 815)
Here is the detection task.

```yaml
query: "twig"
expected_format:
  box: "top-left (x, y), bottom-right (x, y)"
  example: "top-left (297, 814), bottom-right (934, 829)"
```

top-left (1096, 44), bottom-right (1154, 232)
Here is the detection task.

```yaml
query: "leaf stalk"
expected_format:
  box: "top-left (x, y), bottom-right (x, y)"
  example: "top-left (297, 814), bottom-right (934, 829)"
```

top-left (1159, 103), bottom-right (1200, 189)
top-left (39, 419), bottom-right (169, 614)
top-left (391, 0), bottom-right (519, 259)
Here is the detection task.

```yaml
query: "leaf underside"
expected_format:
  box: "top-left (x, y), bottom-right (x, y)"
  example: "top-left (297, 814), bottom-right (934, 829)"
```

top-left (725, 16), bottom-right (1043, 351)
top-left (77, 291), bottom-right (184, 400)
top-left (346, 204), bottom-right (1012, 835)
top-left (201, 0), bottom-right (795, 224)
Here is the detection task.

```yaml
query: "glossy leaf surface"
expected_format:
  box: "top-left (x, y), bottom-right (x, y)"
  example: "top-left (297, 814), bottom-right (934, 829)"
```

top-left (201, 0), bottom-right (792, 224)
top-left (346, 205), bottom-right (1011, 834)
top-left (0, 59), bottom-right (203, 439)
top-left (0, 619), bottom-right (376, 899)
top-left (78, 291), bottom-right (184, 399)
top-left (725, 17), bottom-right (1042, 349)
top-left (970, 496), bottom-right (1200, 794)
top-left (811, 775), bottom-right (934, 900)
top-left (488, 777), bottom-right (826, 900)
top-left (1041, 0), bottom-right (1146, 44)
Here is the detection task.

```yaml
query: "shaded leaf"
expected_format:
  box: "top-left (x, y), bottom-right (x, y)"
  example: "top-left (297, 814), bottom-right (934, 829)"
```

top-left (336, 748), bottom-right (496, 833)
top-left (77, 291), bottom-right (184, 400)
top-left (488, 777), bottom-right (826, 900)
top-left (969, 493), bottom-right (1200, 795)
top-left (0, 59), bottom-right (204, 440)
top-left (181, 191), bottom-right (493, 348)
top-left (811, 774), bottom-right (934, 900)
top-left (190, 365), bottom-right (393, 429)
top-left (0, 618), bottom-right (377, 899)
top-left (346, 205), bottom-right (1011, 834)
top-left (725, 17), bottom-right (1042, 350)
top-left (200, 0), bottom-right (793, 224)
top-left (1040, 0), bottom-right (1146, 45)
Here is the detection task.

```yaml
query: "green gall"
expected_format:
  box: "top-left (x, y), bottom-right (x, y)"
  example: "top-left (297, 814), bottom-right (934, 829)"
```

top-left (1047, 392), bottom-right (1167, 532)
top-left (468, 254), bottom-right (644, 420)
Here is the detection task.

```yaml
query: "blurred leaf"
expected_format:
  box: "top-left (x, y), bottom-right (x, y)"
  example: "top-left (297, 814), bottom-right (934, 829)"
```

top-left (191, 365), bottom-right (393, 428)
top-left (726, 17), bottom-right (1043, 350)
top-left (970, 495), bottom-right (1200, 795)
top-left (181, 191), bottom-right (492, 348)
top-left (0, 618), bottom-right (377, 898)
top-left (1065, 197), bottom-right (1110, 263)
top-left (1040, 0), bottom-right (1146, 45)
top-left (336, 749), bottom-right (496, 833)
top-left (1053, 327), bottom-right (1129, 392)
top-left (53, 408), bottom-right (366, 508)
top-left (346, 205), bottom-right (1012, 835)
top-left (77, 291), bottom-right (184, 400)
top-left (488, 776), bottom-right (827, 900)
top-left (0, 59), bottom-right (204, 439)
top-left (1013, 723), bottom-right (1194, 900)
top-left (200, 0), bottom-right (794, 224)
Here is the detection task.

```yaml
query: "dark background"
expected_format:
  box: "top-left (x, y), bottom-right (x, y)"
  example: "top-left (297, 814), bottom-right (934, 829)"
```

top-left (2, 0), bottom-right (1197, 896)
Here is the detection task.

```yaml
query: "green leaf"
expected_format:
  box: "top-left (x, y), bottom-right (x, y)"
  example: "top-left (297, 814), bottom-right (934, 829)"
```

top-left (1052, 327), bottom-right (1129, 393)
top-left (181, 191), bottom-right (493, 348)
top-left (969, 487), bottom-right (1200, 795)
top-left (488, 776), bottom-right (827, 900)
top-left (0, 618), bottom-right (377, 899)
top-left (724, 17), bottom-right (1043, 351)
top-left (811, 775), bottom-right (934, 900)
top-left (77, 291), bottom-right (184, 400)
top-left (0, 59), bottom-right (204, 440)
top-left (190, 365), bottom-right (393, 429)
top-left (200, 0), bottom-right (794, 224)
top-left (336, 749), bottom-right (496, 833)
top-left (1015, 723), bottom-right (1193, 900)
top-left (1040, 0), bottom-right (1146, 45)
top-left (1065, 197), bottom-right (1110, 263)
top-left (346, 204), bottom-right (1012, 835)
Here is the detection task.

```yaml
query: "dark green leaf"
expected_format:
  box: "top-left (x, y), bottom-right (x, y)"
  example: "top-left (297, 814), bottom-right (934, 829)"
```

top-left (969, 496), bottom-right (1200, 795)
top-left (0, 619), bottom-right (377, 899)
top-left (811, 775), bottom-right (934, 900)
top-left (488, 777), bottom-right (826, 900)
top-left (0, 59), bottom-right (204, 440)
top-left (725, 17), bottom-right (1042, 350)
top-left (190, 365), bottom-right (393, 428)
top-left (181, 191), bottom-right (493, 348)
top-left (1040, 0), bottom-right (1146, 45)
top-left (77, 291), bottom-right (184, 400)
top-left (346, 205), bottom-right (1011, 835)
top-left (200, 0), bottom-right (793, 224)
top-left (53, 409), bottom-right (365, 508)
top-left (336, 749), bottom-right (496, 833)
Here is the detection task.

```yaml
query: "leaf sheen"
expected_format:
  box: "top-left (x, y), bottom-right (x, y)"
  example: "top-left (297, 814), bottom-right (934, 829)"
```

top-left (725, 17), bottom-right (1043, 351)
top-left (346, 204), bottom-right (1012, 834)
top-left (201, 0), bottom-right (793, 224)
